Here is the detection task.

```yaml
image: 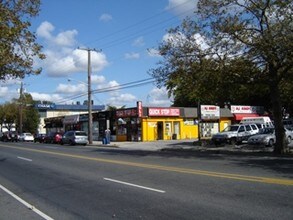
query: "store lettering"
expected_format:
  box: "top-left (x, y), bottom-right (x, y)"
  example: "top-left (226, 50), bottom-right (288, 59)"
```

top-left (148, 108), bottom-right (180, 116)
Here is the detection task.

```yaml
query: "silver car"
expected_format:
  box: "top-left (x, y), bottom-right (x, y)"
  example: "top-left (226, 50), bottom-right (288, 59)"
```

top-left (247, 128), bottom-right (292, 147)
top-left (60, 130), bottom-right (88, 146)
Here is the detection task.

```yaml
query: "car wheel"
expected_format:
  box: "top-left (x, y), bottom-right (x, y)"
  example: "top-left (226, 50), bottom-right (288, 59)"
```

top-left (230, 138), bottom-right (236, 145)
top-left (214, 141), bottom-right (220, 146)
top-left (266, 139), bottom-right (274, 147)
top-left (287, 136), bottom-right (292, 144)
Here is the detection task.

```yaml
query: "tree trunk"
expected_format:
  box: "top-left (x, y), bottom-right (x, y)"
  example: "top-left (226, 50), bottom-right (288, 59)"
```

top-left (269, 80), bottom-right (288, 154)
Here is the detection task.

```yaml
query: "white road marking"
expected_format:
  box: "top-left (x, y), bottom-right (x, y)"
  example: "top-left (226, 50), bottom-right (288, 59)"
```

top-left (0, 184), bottom-right (54, 220)
top-left (104, 178), bottom-right (166, 193)
top-left (17, 156), bottom-right (32, 162)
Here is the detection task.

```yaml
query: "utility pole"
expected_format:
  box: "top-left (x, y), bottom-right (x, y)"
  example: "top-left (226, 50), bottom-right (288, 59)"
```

top-left (19, 82), bottom-right (23, 134)
top-left (78, 47), bottom-right (101, 144)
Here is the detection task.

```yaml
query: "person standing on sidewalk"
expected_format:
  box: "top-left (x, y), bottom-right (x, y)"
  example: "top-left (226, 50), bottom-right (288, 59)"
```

top-left (105, 128), bottom-right (111, 144)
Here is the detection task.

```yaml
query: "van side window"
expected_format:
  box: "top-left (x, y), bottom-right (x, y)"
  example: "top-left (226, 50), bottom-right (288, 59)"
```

top-left (239, 126), bottom-right (245, 132)
top-left (251, 124), bottom-right (257, 130)
top-left (255, 123), bottom-right (262, 129)
top-left (245, 125), bottom-right (252, 131)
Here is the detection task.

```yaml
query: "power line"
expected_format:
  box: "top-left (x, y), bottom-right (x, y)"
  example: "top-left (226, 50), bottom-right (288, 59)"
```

top-left (55, 77), bottom-right (155, 104)
top-left (85, 0), bottom-right (195, 47)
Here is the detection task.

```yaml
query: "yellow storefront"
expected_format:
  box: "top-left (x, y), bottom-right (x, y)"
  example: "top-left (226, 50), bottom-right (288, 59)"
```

top-left (141, 107), bottom-right (199, 141)
top-left (115, 105), bottom-right (232, 142)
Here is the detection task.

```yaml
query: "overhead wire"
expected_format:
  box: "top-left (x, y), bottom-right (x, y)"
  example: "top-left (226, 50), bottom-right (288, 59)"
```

top-left (55, 77), bottom-right (155, 104)
top-left (5, 1), bottom-right (196, 104)
top-left (85, 0), bottom-right (195, 47)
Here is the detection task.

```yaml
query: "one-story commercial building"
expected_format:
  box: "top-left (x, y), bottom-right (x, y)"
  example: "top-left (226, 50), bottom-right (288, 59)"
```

top-left (43, 102), bottom-right (265, 142)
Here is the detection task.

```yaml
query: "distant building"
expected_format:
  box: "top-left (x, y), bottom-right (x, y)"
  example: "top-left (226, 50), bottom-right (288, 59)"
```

top-left (35, 102), bottom-right (105, 134)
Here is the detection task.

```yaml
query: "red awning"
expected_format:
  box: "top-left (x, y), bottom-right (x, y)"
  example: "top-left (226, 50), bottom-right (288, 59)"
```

top-left (234, 113), bottom-right (259, 121)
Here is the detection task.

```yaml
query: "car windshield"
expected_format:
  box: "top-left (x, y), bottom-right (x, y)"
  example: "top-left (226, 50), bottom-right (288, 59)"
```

top-left (259, 128), bottom-right (274, 134)
top-left (223, 125), bottom-right (239, 132)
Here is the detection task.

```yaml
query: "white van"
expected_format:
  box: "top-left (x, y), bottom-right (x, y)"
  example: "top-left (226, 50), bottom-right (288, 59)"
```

top-left (240, 116), bottom-right (274, 128)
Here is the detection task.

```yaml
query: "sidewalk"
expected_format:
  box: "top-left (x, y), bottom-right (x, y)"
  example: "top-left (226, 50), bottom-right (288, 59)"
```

top-left (90, 139), bottom-right (293, 156)
top-left (91, 139), bottom-right (195, 151)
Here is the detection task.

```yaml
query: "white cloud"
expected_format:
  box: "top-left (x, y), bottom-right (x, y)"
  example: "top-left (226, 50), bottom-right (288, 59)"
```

top-left (54, 30), bottom-right (78, 47)
top-left (147, 48), bottom-right (161, 57)
top-left (162, 32), bottom-right (186, 47)
top-left (72, 49), bottom-right (108, 73)
top-left (166, 0), bottom-right (198, 16)
top-left (107, 93), bottom-right (137, 107)
top-left (0, 87), bottom-right (9, 99)
top-left (99, 13), bottom-right (113, 22)
top-left (55, 83), bottom-right (87, 94)
top-left (192, 33), bottom-right (210, 50)
top-left (161, 32), bottom-right (210, 53)
top-left (124, 52), bottom-right (140, 59)
top-left (147, 87), bottom-right (173, 107)
top-left (132, 37), bottom-right (145, 47)
top-left (30, 92), bottom-right (63, 102)
top-left (36, 21), bottom-right (54, 39)
top-left (0, 80), bottom-right (21, 102)
top-left (92, 75), bottom-right (106, 84)
top-left (36, 21), bottom-right (109, 77)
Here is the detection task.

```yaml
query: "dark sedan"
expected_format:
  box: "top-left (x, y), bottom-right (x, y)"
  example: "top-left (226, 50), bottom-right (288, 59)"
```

top-left (34, 133), bottom-right (46, 143)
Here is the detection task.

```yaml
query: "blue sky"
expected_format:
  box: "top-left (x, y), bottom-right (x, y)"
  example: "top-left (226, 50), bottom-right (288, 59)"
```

top-left (0, 0), bottom-right (197, 107)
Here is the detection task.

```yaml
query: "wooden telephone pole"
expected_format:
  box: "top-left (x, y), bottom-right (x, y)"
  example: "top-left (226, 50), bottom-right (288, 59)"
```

top-left (19, 82), bottom-right (24, 134)
top-left (78, 47), bottom-right (101, 144)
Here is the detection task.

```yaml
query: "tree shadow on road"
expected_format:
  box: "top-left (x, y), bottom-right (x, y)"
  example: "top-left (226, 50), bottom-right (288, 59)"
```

top-left (89, 141), bottom-right (293, 178)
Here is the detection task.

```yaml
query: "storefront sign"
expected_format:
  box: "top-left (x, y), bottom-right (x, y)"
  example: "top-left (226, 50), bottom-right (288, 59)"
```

top-left (230, 105), bottom-right (261, 114)
top-left (201, 105), bottom-right (220, 119)
top-left (63, 115), bottom-right (79, 124)
top-left (148, 108), bottom-right (180, 116)
top-left (137, 101), bottom-right (142, 117)
top-left (35, 103), bottom-right (56, 109)
top-left (116, 108), bottom-right (137, 117)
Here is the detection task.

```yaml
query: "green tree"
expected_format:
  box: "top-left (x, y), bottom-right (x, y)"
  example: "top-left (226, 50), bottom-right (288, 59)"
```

top-left (0, 103), bottom-right (18, 132)
top-left (13, 93), bottom-right (39, 134)
top-left (150, 0), bottom-right (292, 154)
top-left (0, 0), bottom-right (45, 80)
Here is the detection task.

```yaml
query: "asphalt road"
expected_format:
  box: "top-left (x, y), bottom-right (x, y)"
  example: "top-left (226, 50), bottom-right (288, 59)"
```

top-left (0, 141), bottom-right (292, 220)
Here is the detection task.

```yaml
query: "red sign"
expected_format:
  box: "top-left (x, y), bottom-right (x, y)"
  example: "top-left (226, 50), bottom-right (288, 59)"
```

top-left (137, 101), bottom-right (142, 117)
top-left (230, 105), bottom-right (259, 114)
top-left (148, 108), bottom-right (180, 116)
top-left (116, 108), bottom-right (137, 117)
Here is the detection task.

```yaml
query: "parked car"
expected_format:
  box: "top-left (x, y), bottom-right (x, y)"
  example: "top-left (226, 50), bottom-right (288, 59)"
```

top-left (44, 132), bottom-right (63, 144)
top-left (1, 131), bottom-right (19, 142)
top-left (19, 133), bottom-right (34, 142)
top-left (212, 123), bottom-right (259, 145)
top-left (34, 133), bottom-right (46, 143)
top-left (248, 128), bottom-right (293, 147)
top-left (283, 118), bottom-right (293, 130)
top-left (60, 130), bottom-right (88, 146)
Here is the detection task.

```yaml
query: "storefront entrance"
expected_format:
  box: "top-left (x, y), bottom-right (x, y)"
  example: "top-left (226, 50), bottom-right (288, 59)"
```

top-left (157, 122), bottom-right (163, 140)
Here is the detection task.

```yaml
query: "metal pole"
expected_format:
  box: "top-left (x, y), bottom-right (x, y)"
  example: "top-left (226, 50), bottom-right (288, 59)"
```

top-left (198, 101), bottom-right (201, 141)
top-left (87, 50), bottom-right (93, 144)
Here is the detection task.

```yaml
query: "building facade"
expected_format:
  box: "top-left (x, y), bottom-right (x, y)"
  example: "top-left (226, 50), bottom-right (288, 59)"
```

top-left (42, 102), bottom-right (238, 142)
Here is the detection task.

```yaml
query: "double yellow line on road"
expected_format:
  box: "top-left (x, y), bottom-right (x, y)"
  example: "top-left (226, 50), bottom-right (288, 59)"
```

top-left (2, 144), bottom-right (293, 186)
